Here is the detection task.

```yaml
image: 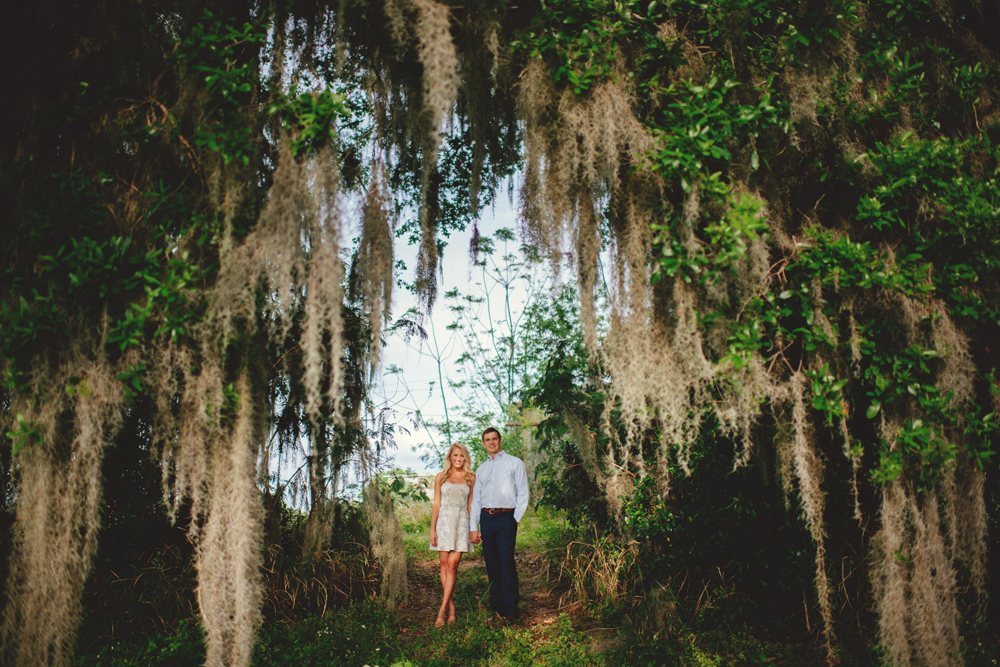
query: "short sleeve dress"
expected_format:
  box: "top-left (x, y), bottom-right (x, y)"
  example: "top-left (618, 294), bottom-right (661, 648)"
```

top-left (430, 481), bottom-right (473, 553)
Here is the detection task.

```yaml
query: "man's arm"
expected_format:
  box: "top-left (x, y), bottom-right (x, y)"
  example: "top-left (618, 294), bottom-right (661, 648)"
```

top-left (513, 457), bottom-right (529, 523)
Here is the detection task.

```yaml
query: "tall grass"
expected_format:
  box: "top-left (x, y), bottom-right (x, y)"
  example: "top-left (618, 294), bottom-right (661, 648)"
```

top-left (554, 530), bottom-right (640, 615)
top-left (543, 522), bottom-right (826, 666)
top-left (261, 544), bottom-right (379, 621)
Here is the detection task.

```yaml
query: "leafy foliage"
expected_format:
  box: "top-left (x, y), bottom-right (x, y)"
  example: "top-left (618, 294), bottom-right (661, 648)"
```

top-left (2, 0), bottom-right (1000, 665)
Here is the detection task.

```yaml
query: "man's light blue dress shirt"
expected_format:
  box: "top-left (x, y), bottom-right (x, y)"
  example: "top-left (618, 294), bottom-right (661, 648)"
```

top-left (470, 450), bottom-right (529, 531)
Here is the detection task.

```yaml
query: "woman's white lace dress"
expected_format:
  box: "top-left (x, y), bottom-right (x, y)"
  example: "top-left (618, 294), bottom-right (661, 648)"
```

top-left (430, 481), bottom-right (472, 552)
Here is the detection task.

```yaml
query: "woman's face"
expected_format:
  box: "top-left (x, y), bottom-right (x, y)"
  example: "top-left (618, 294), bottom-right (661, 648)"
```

top-left (449, 448), bottom-right (466, 470)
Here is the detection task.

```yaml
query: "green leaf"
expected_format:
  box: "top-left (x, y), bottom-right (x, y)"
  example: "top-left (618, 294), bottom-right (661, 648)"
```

top-left (867, 401), bottom-right (881, 419)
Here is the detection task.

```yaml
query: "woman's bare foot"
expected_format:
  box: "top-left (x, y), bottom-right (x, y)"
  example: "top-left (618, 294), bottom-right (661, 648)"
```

top-left (434, 611), bottom-right (446, 628)
top-left (447, 600), bottom-right (456, 624)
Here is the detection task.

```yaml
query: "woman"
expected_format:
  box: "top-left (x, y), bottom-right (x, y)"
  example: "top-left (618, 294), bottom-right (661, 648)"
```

top-left (429, 442), bottom-right (475, 627)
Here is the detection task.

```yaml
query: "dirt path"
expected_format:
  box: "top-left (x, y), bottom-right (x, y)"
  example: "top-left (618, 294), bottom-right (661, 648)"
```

top-left (394, 547), bottom-right (563, 650)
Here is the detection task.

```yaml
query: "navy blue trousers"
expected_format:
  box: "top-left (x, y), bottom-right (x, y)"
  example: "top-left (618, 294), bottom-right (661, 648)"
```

top-left (479, 511), bottom-right (519, 618)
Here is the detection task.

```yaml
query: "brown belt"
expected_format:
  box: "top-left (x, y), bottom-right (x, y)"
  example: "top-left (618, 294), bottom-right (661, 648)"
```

top-left (482, 508), bottom-right (514, 514)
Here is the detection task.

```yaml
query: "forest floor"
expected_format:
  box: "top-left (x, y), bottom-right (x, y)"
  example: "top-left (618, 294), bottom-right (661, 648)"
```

top-left (388, 502), bottom-right (826, 667)
top-left (383, 502), bottom-right (648, 667)
top-left (72, 500), bottom-right (828, 667)
top-left (396, 541), bottom-right (561, 639)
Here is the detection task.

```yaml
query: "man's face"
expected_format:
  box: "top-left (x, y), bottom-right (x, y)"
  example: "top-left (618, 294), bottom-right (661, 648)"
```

top-left (483, 431), bottom-right (501, 456)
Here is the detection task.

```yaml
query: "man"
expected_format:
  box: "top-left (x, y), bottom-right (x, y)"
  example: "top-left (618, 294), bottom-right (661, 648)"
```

top-left (469, 426), bottom-right (529, 621)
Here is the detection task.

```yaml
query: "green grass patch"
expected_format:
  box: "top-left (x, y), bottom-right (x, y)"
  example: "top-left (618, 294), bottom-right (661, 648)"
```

top-left (495, 613), bottom-right (604, 667)
top-left (609, 628), bottom-right (825, 667)
top-left (74, 599), bottom-right (413, 667)
top-left (406, 612), bottom-right (601, 667)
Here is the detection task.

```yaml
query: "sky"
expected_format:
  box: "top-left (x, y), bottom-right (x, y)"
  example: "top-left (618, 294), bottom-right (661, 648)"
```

top-left (375, 190), bottom-right (523, 473)
top-left (272, 180), bottom-right (544, 504)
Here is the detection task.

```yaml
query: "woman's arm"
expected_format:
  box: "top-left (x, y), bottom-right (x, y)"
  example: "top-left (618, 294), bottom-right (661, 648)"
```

top-left (429, 472), bottom-right (444, 547)
top-left (467, 474), bottom-right (475, 515)
top-left (469, 473), bottom-right (482, 544)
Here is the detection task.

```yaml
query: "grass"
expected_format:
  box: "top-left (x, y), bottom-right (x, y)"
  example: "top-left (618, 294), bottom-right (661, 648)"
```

top-left (409, 614), bottom-right (604, 667)
top-left (74, 600), bottom-right (409, 667)
top-left (394, 495), bottom-right (606, 667)
top-left (73, 497), bottom-right (826, 667)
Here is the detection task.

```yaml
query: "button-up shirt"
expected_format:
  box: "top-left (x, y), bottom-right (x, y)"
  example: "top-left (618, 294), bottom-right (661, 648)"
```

top-left (470, 449), bottom-right (530, 531)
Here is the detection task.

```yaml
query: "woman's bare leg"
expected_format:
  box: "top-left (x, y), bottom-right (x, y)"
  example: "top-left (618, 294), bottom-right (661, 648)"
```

top-left (439, 551), bottom-right (463, 623)
top-left (435, 551), bottom-right (449, 626)
top-left (446, 551), bottom-right (461, 622)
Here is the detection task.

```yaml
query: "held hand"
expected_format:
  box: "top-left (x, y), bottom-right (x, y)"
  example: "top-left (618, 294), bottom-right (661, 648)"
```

top-left (430, 529), bottom-right (438, 547)
top-left (470, 530), bottom-right (481, 544)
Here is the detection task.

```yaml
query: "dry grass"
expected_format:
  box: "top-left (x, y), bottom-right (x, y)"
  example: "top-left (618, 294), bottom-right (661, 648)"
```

top-left (554, 532), bottom-right (640, 612)
top-left (260, 544), bottom-right (379, 622)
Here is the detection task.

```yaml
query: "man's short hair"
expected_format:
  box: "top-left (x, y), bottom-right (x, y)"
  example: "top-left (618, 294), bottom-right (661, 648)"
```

top-left (482, 427), bottom-right (502, 442)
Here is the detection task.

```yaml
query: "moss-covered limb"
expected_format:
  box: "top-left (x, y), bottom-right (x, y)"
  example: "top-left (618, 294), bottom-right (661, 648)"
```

top-left (512, 1), bottom-right (998, 663)
top-left (2, 0), bottom-right (999, 665)
top-left (2, 4), bottom-right (367, 666)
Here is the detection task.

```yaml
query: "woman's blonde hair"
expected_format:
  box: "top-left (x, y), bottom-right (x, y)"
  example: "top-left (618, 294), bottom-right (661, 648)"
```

top-left (442, 443), bottom-right (475, 487)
